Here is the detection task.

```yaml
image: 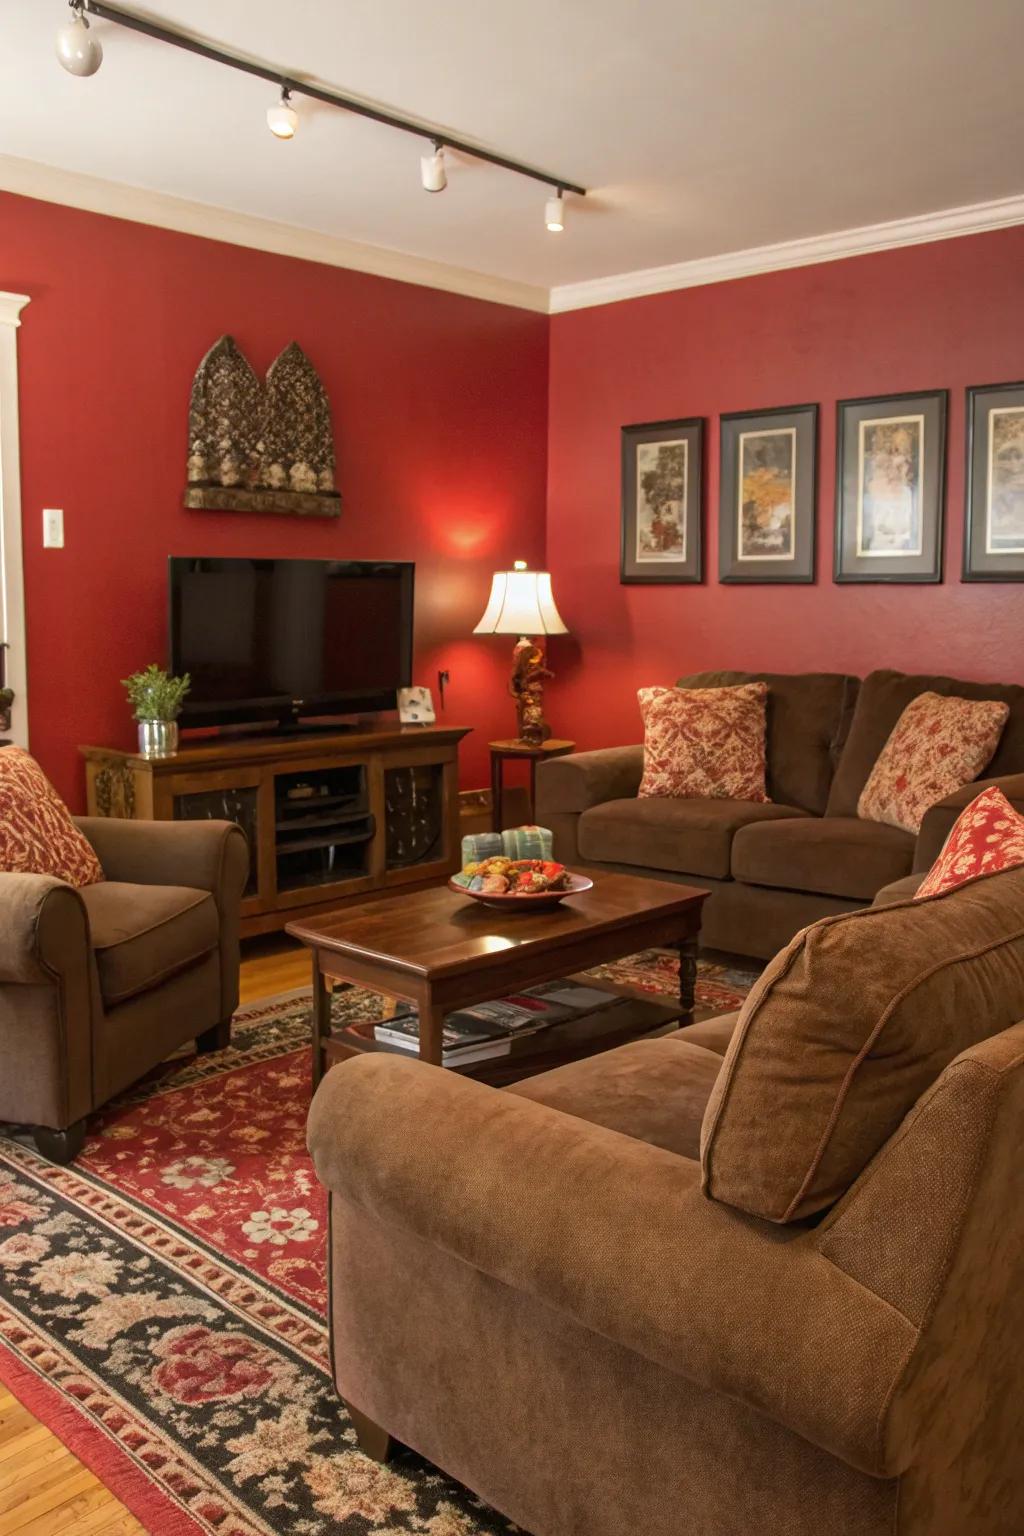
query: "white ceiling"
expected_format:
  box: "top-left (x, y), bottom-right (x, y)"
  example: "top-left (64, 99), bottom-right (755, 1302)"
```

top-left (2, 0), bottom-right (1023, 306)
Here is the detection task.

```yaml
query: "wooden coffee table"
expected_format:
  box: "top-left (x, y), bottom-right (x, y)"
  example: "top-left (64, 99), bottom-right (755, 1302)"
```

top-left (286, 871), bottom-right (708, 1088)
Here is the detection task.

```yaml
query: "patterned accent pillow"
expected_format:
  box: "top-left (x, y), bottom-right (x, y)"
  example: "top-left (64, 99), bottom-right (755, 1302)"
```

top-left (916, 787), bottom-right (1024, 898)
top-left (637, 682), bottom-right (770, 802)
top-left (857, 691), bottom-right (1009, 834)
top-left (0, 747), bottom-right (104, 886)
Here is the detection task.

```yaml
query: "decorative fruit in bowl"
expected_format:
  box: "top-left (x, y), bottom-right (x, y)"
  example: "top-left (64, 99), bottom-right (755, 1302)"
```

top-left (449, 857), bottom-right (593, 909)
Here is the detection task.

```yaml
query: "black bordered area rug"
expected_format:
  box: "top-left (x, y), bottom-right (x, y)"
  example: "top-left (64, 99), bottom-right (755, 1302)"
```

top-left (0, 954), bottom-right (756, 1535)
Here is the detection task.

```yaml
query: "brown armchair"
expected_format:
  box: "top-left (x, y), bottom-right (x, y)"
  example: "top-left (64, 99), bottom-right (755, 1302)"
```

top-left (308, 863), bottom-right (1024, 1536)
top-left (0, 817), bottom-right (247, 1163)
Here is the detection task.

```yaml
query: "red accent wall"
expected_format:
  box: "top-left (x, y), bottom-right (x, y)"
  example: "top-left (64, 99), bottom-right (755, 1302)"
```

top-left (2, 191), bottom-right (548, 805)
top-left (547, 227), bottom-right (1024, 754)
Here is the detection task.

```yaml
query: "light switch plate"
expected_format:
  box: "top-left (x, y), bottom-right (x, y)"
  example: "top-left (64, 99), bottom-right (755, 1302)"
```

top-left (42, 508), bottom-right (64, 548)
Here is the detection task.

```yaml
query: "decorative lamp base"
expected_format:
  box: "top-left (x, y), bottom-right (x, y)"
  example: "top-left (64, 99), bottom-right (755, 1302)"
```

top-left (509, 635), bottom-right (554, 745)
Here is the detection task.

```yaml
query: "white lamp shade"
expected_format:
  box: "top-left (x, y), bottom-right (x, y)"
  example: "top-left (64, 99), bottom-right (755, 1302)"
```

top-left (474, 567), bottom-right (568, 636)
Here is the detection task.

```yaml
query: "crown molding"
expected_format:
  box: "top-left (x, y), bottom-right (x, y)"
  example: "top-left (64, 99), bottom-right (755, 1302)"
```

top-left (0, 154), bottom-right (549, 314)
top-left (4, 154), bottom-right (1023, 321)
top-left (548, 192), bottom-right (1024, 314)
top-left (0, 292), bottom-right (31, 329)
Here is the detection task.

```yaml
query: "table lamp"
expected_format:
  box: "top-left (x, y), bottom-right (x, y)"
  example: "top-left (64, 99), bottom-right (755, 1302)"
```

top-left (474, 561), bottom-right (568, 745)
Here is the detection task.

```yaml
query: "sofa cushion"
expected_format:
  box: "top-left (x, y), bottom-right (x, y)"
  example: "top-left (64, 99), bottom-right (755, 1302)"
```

top-left (700, 864), bottom-right (1024, 1223)
top-left (82, 881), bottom-right (219, 1006)
top-left (578, 797), bottom-right (809, 880)
top-left (916, 786), bottom-right (1024, 898)
top-left (0, 746), bottom-right (104, 888)
top-left (857, 692), bottom-right (1009, 834)
top-left (872, 873), bottom-right (925, 906)
top-left (673, 1012), bottom-right (740, 1057)
top-left (731, 816), bottom-right (915, 900)
top-left (638, 682), bottom-right (769, 802)
top-left (827, 669), bottom-right (1024, 818)
top-left (509, 1037), bottom-right (723, 1161)
top-left (677, 671), bottom-right (860, 815)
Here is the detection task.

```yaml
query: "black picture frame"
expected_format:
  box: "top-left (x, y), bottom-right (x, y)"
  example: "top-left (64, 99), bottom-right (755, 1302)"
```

top-left (718, 403), bottom-right (818, 583)
top-left (834, 389), bottom-right (947, 584)
top-left (620, 417), bottom-right (704, 584)
top-left (963, 380), bottom-right (1024, 581)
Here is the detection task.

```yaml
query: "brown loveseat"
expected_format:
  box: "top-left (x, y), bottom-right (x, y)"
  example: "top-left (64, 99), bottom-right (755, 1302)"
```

top-left (0, 816), bottom-right (247, 1163)
top-left (308, 862), bottom-right (1024, 1536)
top-left (536, 668), bottom-right (1024, 957)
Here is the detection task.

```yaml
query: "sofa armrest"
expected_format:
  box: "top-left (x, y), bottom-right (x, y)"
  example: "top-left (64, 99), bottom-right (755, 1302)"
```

top-left (308, 1052), bottom-right (916, 1477)
top-left (76, 817), bottom-right (248, 901)
top-left (0, 873), bottom-right (90, 984)
top-left (76, 819), bottom-right (248, 1020)
top-left (913, 772), bottom-right (1024, 871)
top-left (535, 745), bottom-right (644, 815)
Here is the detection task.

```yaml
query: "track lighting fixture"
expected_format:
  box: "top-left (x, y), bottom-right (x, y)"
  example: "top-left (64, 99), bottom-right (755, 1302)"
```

top-left (56, 0), bottom-right (103, 77)
top-left (545, 190), bottom-right (565, 233)
top-left (420, 143), bottom-right (447, 194)
top-left (267, 86), bottom-right (298, 140)
top-left (59, 3), bottom-right (587, 219)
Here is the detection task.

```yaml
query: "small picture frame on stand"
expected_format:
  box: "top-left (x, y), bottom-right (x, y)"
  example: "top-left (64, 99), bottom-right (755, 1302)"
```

top-left (398, 686), bottom-right (436, 725)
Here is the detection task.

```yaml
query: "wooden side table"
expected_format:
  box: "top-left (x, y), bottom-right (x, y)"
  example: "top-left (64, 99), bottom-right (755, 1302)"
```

top-left (489, 738), bottom-right (575, 832)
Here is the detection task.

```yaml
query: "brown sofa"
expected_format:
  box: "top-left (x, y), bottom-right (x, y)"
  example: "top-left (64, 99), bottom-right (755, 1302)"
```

top-left (536, 668), bottom-right (1024, 957)
top-left (308, 862), bottom-right (1024, 1536)
top-left (0, 816), bottom-right (247, 1163)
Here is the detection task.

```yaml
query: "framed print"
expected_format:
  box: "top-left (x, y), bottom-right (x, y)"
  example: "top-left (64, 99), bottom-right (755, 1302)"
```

top-left (835, 390), bottom-right (947, 583)
top-left (963, 381), bottom-right (1024, 580)
top-left (718, 403), bottom-right (817, 583)
top-left (620, 417), bottom-right (704, 584)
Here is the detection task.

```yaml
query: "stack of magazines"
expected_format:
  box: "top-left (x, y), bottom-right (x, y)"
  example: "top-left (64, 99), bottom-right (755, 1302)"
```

top-left (373, 978), bottom-right (621, 1067)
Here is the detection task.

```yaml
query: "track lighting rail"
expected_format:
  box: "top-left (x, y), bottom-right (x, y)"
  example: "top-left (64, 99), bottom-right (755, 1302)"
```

top-left (81, 0), bottom-right (587, 199)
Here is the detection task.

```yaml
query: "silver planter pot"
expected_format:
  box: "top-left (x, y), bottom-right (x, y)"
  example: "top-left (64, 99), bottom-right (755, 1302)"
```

top-left (138, 719), bottom-right (179, 759)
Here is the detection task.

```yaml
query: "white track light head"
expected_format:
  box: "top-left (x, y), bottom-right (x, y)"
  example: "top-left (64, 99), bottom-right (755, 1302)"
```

top-left (544, 190), bottom-right (565, 233)
top-left (420, 144), bottom-right (447, 193)
top-left (56, 2), bottom-right (103, 77)
top-left (267, 87), bottom-right (298, 139)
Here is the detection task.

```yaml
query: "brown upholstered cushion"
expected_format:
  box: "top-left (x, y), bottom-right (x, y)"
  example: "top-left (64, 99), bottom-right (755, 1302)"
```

top-left (872, 873), bottom-right (925, 906)
top-left (827, 669), bottom-right (1024, 818)
top-left (577, 797), bottom-right (808, 880)
top-left (677, 671), bottom-right (860, 815)
top-left (82, 881), bottom-right (219, 1006)
top-left (672, 1012), bottom-right (740, 1056)
top-left (701, 864), bottom-right (1024, 1222)
top-left (509, 1037), bottom-right (722, 1161)
top-left (731, 816), bottom-right (914, 900)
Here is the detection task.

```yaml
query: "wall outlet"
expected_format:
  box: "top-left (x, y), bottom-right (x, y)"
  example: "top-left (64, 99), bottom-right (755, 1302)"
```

top-left (42, 508), bottom-right (64, 548)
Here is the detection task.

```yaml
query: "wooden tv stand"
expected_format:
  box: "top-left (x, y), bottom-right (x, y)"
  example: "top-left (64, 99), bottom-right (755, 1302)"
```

top-left (79, 725), bottom-right (471, 937)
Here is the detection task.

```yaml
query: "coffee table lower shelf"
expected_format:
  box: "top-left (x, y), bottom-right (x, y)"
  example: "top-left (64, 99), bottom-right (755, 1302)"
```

top-left (322, 977), bottom-right (686, 1087)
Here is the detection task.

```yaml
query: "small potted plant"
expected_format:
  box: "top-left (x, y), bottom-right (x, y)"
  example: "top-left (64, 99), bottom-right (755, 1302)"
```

top-left (122, 664), bottom-right (191, 759)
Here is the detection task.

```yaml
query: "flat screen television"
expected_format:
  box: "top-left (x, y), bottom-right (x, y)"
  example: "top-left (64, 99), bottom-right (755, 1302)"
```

top-left (169, 557), bottom-right (414, 728)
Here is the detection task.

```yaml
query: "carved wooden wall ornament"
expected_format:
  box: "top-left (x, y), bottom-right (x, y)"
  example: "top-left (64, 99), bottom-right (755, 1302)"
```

top-left (184, 336), bottom-right (341, 518)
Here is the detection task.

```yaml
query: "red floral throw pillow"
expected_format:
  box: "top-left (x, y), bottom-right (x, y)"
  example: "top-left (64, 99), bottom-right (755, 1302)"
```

top-left (916, 786), bottom-right (1024, 898)
top-left (637, 682), bottom-right (770, 802)
top-left (857, 691), bottom-right (1009, 834)
top-left (0, 747), bottom-right (104, 887)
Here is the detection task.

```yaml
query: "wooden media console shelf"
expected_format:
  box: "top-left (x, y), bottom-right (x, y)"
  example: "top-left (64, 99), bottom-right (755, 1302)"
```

top-left (80, 725), bottom-right (471, 937)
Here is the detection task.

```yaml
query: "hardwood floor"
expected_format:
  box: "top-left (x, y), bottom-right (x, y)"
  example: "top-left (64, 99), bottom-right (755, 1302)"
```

top-left (0, 935), bottom-right (307, 1536)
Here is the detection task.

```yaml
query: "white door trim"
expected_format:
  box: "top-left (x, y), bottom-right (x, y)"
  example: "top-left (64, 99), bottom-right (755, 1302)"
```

top-left (0, 291), bottom-right (31, 747)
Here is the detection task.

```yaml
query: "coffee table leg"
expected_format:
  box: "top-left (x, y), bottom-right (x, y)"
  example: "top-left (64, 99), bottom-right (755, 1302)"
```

top-left (678, 936), bottom-right (699, 1015)
top-left (312, 955), bottom-right (332, 1090)
top-left (418, 997), bottom-right (446, 1067)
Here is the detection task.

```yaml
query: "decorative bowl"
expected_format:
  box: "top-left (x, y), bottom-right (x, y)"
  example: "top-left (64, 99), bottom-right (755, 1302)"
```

top-left (448, 872), bottom-right (594, 910)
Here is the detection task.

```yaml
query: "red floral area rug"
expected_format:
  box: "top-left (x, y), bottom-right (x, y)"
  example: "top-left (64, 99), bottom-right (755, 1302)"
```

top-left (0, 953), bottom-right (755, 1535)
